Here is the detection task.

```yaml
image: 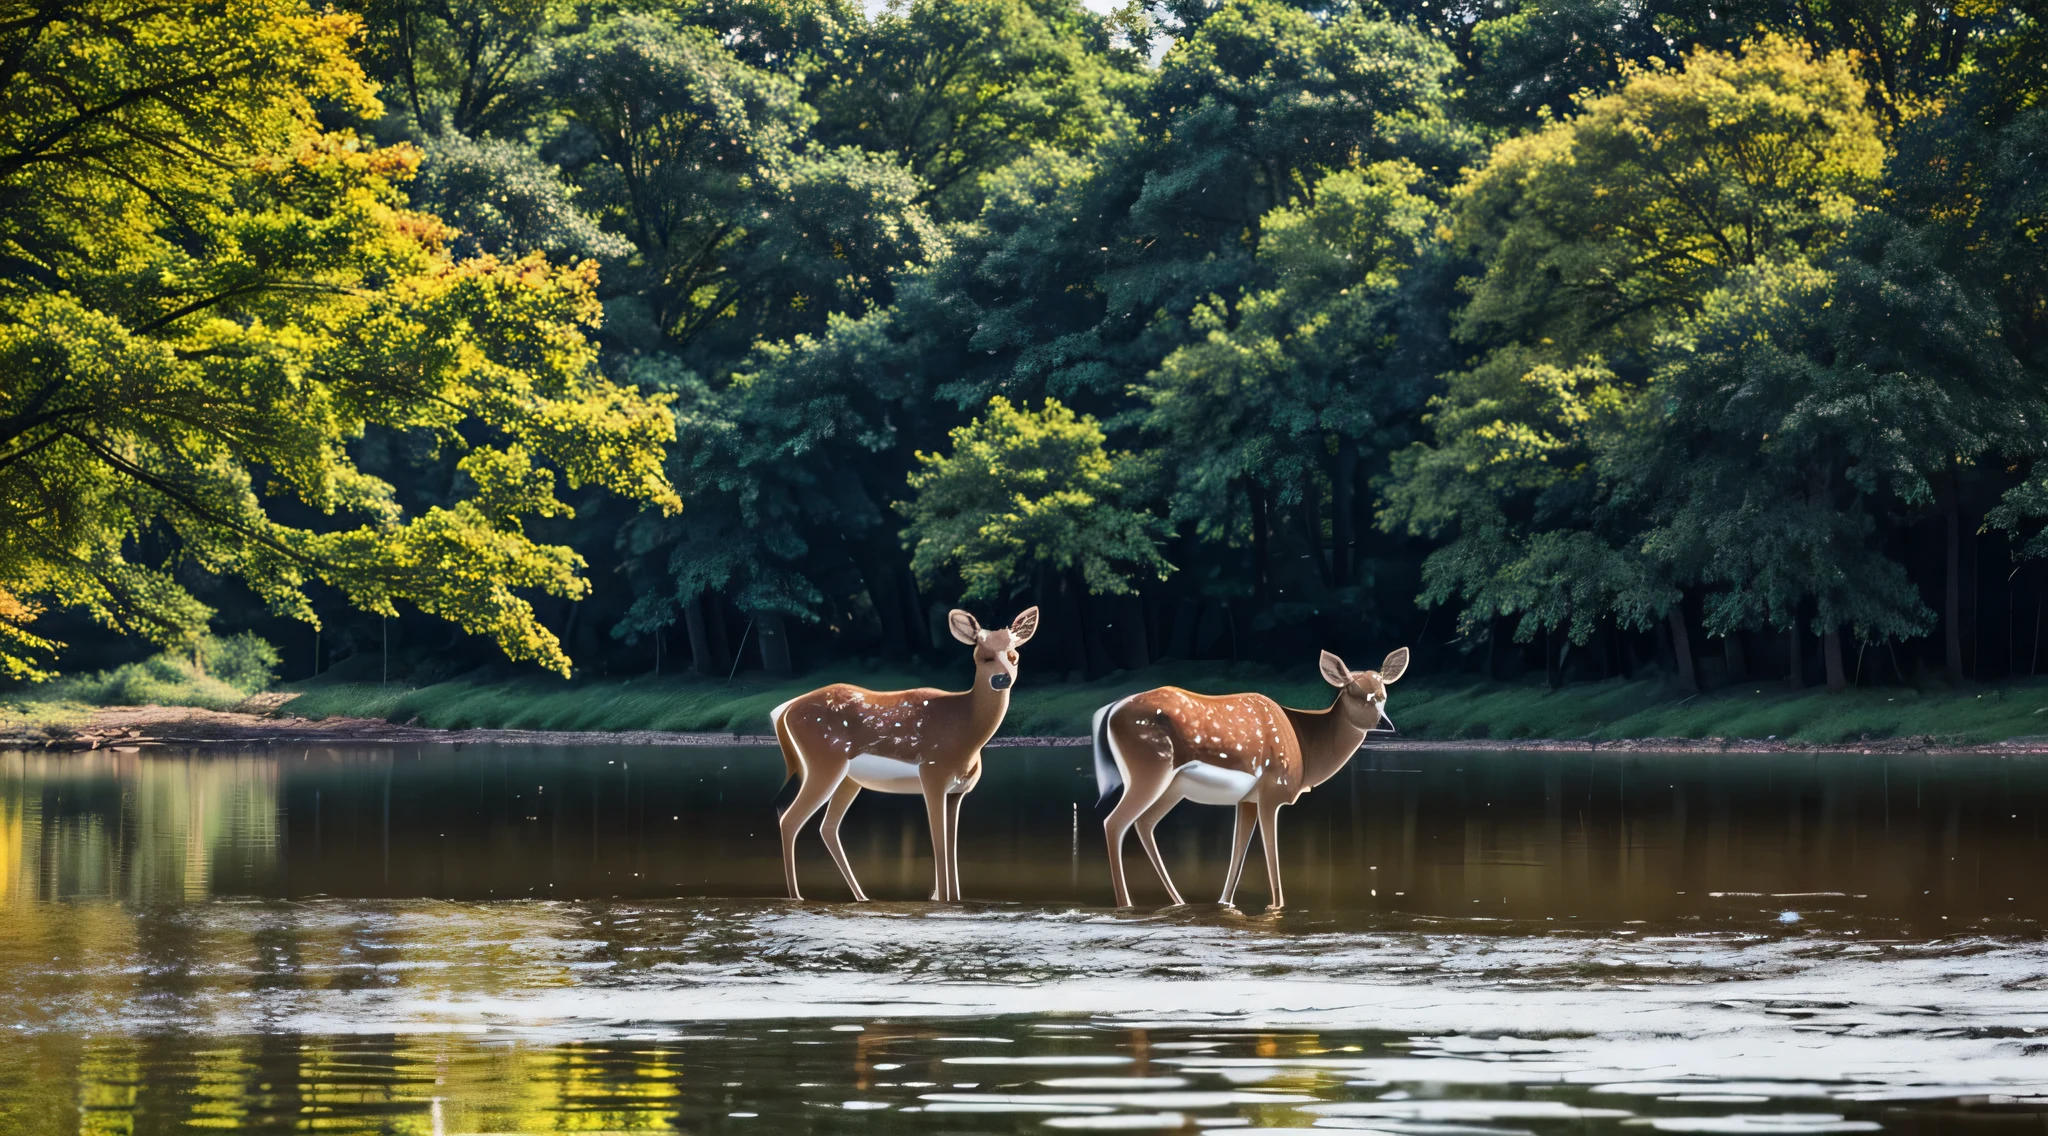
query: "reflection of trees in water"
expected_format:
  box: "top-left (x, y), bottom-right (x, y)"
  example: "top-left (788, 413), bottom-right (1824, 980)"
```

top-left (0, 1033), bottom-right (692, 1133)
top-left (7, 748), bottom-right (2047, 918)
top-left (0, 753), bottom-right (279, 906)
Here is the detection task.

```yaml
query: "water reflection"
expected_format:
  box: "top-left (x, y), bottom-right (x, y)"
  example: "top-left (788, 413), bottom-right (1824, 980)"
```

top-left (6, 746), bottom-right (2048, 1135)
top-left (4, 1019), bottom-right (2047, 1134)
top-left (3, 752), bottom-right (278, 904)
top-left (5, 746), bottom-right (2048, 925)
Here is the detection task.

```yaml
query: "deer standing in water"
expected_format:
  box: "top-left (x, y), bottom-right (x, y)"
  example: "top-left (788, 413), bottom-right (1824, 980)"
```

top-left (1091, 647), bottom-right (1408, 909)
top-left (770, 607), bottom-right (1039, 902)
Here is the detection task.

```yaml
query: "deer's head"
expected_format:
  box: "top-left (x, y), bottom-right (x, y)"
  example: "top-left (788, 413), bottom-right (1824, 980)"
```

top-left (950, 607), bottom-right (1040, 691)
top-left (1319, 647), bottom-right (1410, 732)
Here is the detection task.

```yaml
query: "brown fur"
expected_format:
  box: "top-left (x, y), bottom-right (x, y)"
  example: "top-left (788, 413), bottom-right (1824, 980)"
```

top-left (1099, 646), bottom-right (1408, 909)
top-left (771, 607), bottom-right (1038, 902)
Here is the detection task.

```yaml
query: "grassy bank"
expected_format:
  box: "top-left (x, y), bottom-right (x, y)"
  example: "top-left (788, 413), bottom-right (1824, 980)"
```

top-left (277, 662), bottom-right (2048, 746)
top-left (1, 640), bottom-right (276, 739)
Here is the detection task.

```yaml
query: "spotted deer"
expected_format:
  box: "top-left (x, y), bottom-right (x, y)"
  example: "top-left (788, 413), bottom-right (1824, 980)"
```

top-left (770, 607), bottom-right (1039, 902)
top-left (1091, 647), bottom-right (1408, 909)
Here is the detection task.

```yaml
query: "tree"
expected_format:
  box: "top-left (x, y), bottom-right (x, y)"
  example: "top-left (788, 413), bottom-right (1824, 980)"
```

top-left (349, 0), bottom-right (567, 138)
top-left (0, 0), bottom-right (680, 679)
top-left (410, 130), bottom-right (633, 262)
top-left (901, 396), bottom-right (1171, 603)
top-left (815, 0), bottom-right (1126, 221)
top-left (612, 311), bottom-right (928, 673)
top-left (549, 12), bottom-right (942, 364)
top-left (1622, 260), bottom-right (1938, 691)
top-left (1137, 160), bottom-right (1446, 600)
top-left (1383, 35), bottom-right (1887, 688)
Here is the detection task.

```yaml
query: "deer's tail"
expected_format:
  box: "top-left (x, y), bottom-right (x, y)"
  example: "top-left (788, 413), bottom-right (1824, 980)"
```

top-left (1092, 700), bottom-right (1125, 808)
top-left (770, 698), bottom-right (800, 785)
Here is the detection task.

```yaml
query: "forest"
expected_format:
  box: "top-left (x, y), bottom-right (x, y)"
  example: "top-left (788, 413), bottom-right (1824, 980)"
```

top-left (1, 0), bottom-right (2045, 701)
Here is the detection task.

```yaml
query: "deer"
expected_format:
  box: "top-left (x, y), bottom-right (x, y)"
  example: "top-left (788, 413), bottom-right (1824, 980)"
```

top-left (769, 606), bottom-right (1039, 903)
top-left (1090, 647), bottom-right (1408, 910)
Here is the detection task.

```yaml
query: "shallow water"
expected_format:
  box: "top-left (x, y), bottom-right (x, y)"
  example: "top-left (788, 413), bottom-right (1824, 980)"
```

top-left (4, 745), bottom-right (2047, 1133)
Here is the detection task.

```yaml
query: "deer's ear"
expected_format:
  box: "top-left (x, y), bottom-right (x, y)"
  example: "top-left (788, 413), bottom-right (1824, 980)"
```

top-left (1318, 650), bottom-right (1351, 688)
top-left (948, 609), bottom-right (984, 645)
top-left (1379, 647), bottom-right (1410, 684)
top-left (1008, 606), bottom-right (1040, 645)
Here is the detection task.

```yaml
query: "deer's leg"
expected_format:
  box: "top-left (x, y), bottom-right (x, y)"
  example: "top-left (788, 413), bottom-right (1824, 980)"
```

top-left (817, 779), bottom-right (867, 902)
top-left (1219, 801), bottom-right (1258, 907)
top-left (945, 759), bottom-right (981, 902)
top-left (1256, 799), bottom-right (1286, 911)
top-left (1104, 768), bottom-right (1171, 908)
top-left (943, 790), bottom-right (964, 901)
top-left (921, 779), bottom-right (953, 903)
top-left (777, 766), bottom-right (842, 901)
top-left (1132, 788), bottom-right (1186, 906)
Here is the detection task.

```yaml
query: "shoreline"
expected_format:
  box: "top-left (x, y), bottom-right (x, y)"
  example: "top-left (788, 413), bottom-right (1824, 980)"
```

top-left (11, 704), bottom-right (2048, 755)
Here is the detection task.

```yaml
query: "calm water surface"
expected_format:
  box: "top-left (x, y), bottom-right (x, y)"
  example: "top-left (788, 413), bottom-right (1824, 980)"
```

top-left (4, 744), bottom-right (2047, 1134)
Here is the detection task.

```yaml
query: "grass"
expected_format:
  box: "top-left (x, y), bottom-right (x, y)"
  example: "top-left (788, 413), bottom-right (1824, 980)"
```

top-left (281, 659), bottom-right (1334, 738)
top-left (1392, 675), bottom-right (2048, 745)
top-left (0, 638), bottom-right (280, 742)
top-left (0, 695), bottom-right (94, 739)
top-left (0, 652), bottom-right (260, 741)
top-left (277, 661), bottom-right (2048, 746)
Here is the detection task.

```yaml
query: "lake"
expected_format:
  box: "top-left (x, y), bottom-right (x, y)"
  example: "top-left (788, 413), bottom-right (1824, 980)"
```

top-left (3, 744), bottom-right (2046, 1134)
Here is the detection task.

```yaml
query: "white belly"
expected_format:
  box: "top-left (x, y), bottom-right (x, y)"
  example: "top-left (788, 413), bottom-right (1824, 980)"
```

top-left (1173, 761), bottom-right (1258, 805)
top-left (846, 753), bottom-right (927, 794)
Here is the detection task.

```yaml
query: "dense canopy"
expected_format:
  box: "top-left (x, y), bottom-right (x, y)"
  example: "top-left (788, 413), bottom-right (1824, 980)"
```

top-left (5, 0), bottom-right (2046, 695)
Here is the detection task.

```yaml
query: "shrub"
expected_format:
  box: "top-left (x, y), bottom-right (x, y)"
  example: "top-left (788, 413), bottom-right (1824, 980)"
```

top-left (34, 632), bottom-right (281, 709)
top-left (198, 632), bottom-right (281, 693)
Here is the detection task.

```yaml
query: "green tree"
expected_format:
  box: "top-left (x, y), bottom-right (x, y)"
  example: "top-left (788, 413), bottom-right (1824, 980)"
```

top-left (350, 0), bottom-right (567, 137)
top-left (549, 12), bottom-right (942, 363)
top-left (902, 396), bottom-right (1171, 602)
top-left (1137, 160), bottom-right (1445, 602)
top-left (612, 311), bottom-right (929, 673)
top-left (815, 0), bottom-right (1125, 221)
top-left (0, 0), bottom-right (680, 678)
top-left (1384, 35), bottom-right (1887, 688)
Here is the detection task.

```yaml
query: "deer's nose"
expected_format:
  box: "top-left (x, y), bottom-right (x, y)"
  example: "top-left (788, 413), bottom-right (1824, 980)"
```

top-left (989, 672), bottom-right (1012, 691)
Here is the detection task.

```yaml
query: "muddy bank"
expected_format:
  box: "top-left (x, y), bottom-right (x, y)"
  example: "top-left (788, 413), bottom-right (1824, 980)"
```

top-left (10, 700), bottom-right (2048, 754)
top-left (12, 701), bottom-right (1084, 750)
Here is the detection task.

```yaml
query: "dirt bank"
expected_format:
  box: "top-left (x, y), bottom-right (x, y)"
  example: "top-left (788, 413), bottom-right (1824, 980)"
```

top-left (13, 700), bottom-right (2048, 754)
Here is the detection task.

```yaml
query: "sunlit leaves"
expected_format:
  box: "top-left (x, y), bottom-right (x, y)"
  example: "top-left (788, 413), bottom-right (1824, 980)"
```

top-left (902, 397), bottom-right (1171, 599)
top-left (0, 0), bottom-right (680, 678)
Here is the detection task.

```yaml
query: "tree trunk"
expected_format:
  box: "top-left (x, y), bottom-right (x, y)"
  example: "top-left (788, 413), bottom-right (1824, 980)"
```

top-left (707, 598), bottom-right (734, 673)
top-left (757, 611), bottom-right (794, 676)
top-left (1666, 605), bottom-right (1698, 693)
top-left (1786, 622), bottom-right (1804, 691)
top-left (1823, 627), bottom-right (1846, 693)
top-left (1166, 598), bottom-right (1197, 659)
top-left (1116, 593), bottom-right (1151, 670)
top-left (1723, 632), bottom-right (1747, 683)
top-left (1544, 625), bottom-right (1563, 690)
top-left (1945, 482), bottom-right (1964, 684)
top-left (682, 594), bottom-right (716, 675)
top-left (1247, 484), bottom-right (1270, 603)
top-left (1079, 577), bottom-right (1117, 678)
top-left (903, 572), bottom-right (929, 657)
top-left (1303, 477), bottom-right (1332, 588)
top-left (1332, 442), bottom-right (1357, 584)
top-left (852, 544), bottom-right (910, 662)
top-left (1056, 572), bottom-right (1087, 678)
top-left (1968, 523), bottom-right (1980, 678)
